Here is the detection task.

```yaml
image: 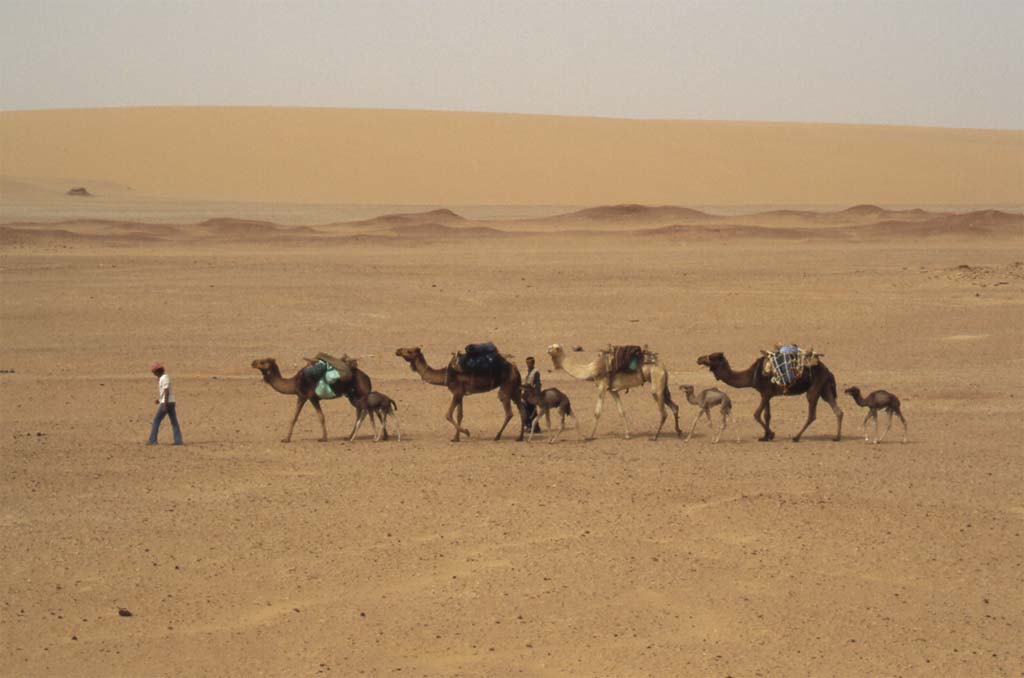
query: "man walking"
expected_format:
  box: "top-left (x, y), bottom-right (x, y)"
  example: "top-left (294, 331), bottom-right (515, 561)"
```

top-left (523, 356), bottom-right (542, 434)
top-left (148, 362), bottom-right (183, 445)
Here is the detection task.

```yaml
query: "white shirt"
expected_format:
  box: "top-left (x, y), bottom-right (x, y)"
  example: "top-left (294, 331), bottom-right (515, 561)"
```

top-left (158, 374), bottom-right (176, 403)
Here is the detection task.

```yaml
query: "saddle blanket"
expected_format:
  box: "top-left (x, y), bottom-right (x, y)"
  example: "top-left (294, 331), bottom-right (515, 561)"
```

top-left (303, 359), bottom-right (345, 399)
top-left (602, 345), bottom-right (655, 375)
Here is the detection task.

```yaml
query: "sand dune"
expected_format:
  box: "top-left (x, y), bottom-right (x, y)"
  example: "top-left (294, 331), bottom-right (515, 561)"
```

top-left (2, 107), bottom-right (1022, 206)
top-left (3, 205), bottom-right (1019, 247)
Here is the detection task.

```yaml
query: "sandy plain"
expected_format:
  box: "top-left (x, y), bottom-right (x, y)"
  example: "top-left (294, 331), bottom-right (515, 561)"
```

top-left (1, 193), bottom-right (1023, 677)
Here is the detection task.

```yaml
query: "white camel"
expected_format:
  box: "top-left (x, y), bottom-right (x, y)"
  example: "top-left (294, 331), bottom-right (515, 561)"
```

top-left (679, 385), bottom-right (740, 443)
top-left (546, 344), bottom-right (681, 441)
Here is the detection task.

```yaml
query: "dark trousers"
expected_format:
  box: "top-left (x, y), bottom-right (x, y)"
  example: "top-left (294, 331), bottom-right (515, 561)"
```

top-left (149, 403), bottom-right (183, 444)
top-left (523, 403), bottom-right (541, 432)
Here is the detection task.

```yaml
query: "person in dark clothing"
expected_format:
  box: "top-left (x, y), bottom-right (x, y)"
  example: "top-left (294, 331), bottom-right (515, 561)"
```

top-left (523, 356), bottom-right (542, 433)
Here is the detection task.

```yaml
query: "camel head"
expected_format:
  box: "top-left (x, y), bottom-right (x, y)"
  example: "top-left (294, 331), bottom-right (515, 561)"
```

top-left (679, 384), bottom-right (695, 394)
top-left (843, 386), bottom-right (861, 397)
top-left (251, 357), bottom-right (278, 382)
top-left (546, 344), bottom-right (565, 364)
top-left (395, 346), bottom-right (423, 370)
top-left (696, 352), bottom-right (725, 370)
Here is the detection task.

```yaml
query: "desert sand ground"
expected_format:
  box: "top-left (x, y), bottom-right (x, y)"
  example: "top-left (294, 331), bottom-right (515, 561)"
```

top-left (1, 199), bottom-right (1022, 677)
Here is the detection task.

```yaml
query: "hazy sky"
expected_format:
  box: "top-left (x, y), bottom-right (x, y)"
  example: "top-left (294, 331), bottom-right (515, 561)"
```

top-left (2, 0), bottom-right (1021, 128)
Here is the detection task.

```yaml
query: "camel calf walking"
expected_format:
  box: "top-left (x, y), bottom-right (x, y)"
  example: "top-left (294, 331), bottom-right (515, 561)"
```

top-left (679, 385), bottom-right (740, 443)
top-left (521, 384), bottom-right (581, 443)
top-left (349, 392), bottom-right (401, 442)
top-left (844, 387), bottom-right (907, 444)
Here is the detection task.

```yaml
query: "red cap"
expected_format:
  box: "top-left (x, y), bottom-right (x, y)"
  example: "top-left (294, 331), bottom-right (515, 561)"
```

top-left (150, 361), bottom-right (164, 372)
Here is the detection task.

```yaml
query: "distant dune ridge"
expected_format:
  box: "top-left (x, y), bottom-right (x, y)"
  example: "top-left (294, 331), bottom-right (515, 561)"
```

top-left (1, 107), bottom-right (1022, 206)
top-left (2, 204), bottom-right (1021, 247)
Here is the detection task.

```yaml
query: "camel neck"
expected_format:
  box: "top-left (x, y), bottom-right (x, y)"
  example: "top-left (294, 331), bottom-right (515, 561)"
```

top-left (849, 390), bottom-right (868, 407)
top-left (714, 359), bottom-right (757, 388)
top-left (683, 391), bottom-right (701, 406)
top-left (413, 355), bottom-right (449, 386)
top-left (266, 366), bottom-right (299, 395)
top-left (552, 354), bottom-right (593, 381)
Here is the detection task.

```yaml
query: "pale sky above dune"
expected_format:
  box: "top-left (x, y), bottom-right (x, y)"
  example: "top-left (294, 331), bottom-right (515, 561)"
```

top-left (1, 0), bottom-right (1022, 129)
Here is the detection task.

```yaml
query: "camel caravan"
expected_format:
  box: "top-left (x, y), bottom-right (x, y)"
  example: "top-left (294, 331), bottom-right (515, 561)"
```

top-left (251, 342), bottom-right (907, 445)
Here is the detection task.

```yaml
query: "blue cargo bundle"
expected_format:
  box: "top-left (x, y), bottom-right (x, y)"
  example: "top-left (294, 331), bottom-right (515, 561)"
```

top-left (457, 342), bottom-right (508, 376)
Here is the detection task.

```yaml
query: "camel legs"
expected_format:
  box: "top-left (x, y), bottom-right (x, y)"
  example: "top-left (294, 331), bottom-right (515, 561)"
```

top-left (494, 393), bottom-right (516, 441)
top-left (686, 408), bottom-right (708, 441)
top-left (586, 386), bottom-right (636, 440)
top-left (308, 399), bottom-right (329, 441)
top-left (367, 409), bottom-right (380, 441)
top-left (792, 392), bottom-right (820, 442)
top-left (527, 406), bottom-right (544, 442)
top-left (877, 410), bottom-right (895, 444)
top-left (650, 392), bottom-right (668, 441)
top-left (588, 387), bottom-right (608, 440)
top-left (456, 401), bottom-right (470, 439)
top-left (713, 409), bottom-right (727, 444)
top-left (822, 385), bottom-right (844, 442)
top-left (663, 385), bottom-right (682, 437)
top-left (385, 411), bottom-right (402, 442)
top-left (550, 410), bottom-right (567, 444)
top-left (895, 408), bottom-right (908, 444)
top-left (754, 395), bottom-right (774, 441)
top-left (861, 411), bottom-right (876, 443)
top-left (610, 390), bottom-right (632, 439)
top-left (726, 411), bottom-right (741, 443)
top-left (282, 397), bottom-right (308, 443)
top-left (445, 395), bottom-right (470, 442)
top-left (349, 409), bottom-right (369, 441)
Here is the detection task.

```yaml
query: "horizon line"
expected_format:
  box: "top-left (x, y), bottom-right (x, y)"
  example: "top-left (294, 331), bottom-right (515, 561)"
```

top-left (3, 104), bottom-right (1021, 134)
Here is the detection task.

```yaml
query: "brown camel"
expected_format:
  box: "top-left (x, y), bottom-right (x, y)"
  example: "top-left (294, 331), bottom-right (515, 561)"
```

top-left (395, 346), bottom-right (524, 442)
top-left (349, 391), bottom-right (402, 442)
top-left (251, 357), bottom-right (374, 442)
top-left (844, 387), bottom-right (907, 444)
top-left (696, 352), bottom-right (843, 442)
top-left (521, 384), bottom-right (581, 443)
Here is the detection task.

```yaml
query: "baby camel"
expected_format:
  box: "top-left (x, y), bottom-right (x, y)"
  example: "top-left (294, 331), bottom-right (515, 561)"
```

top-left (844, 387), bottom-right (907, 444)
top-left (521, 384), bottom-right (581, 443)
top-left (679, 385), bottom-right (739, 443)
top-left (349, 392), bottom-right (401, 442)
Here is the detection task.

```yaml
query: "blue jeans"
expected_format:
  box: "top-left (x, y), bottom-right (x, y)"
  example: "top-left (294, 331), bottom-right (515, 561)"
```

top-left (149, 403), bottom-right (183, 444)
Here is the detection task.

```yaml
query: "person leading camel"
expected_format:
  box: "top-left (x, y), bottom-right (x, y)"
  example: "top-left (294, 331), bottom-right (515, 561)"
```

top-left (522, 356), bottom-right (542, 434)
top-left (844, 386), bottom-right (907, 444)
top-left (147, 362), bottom-right (183, 445)
top-left (696, 351), bottom-right (842, 442)
top-left (679, 384), bottom-right (739, 443)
